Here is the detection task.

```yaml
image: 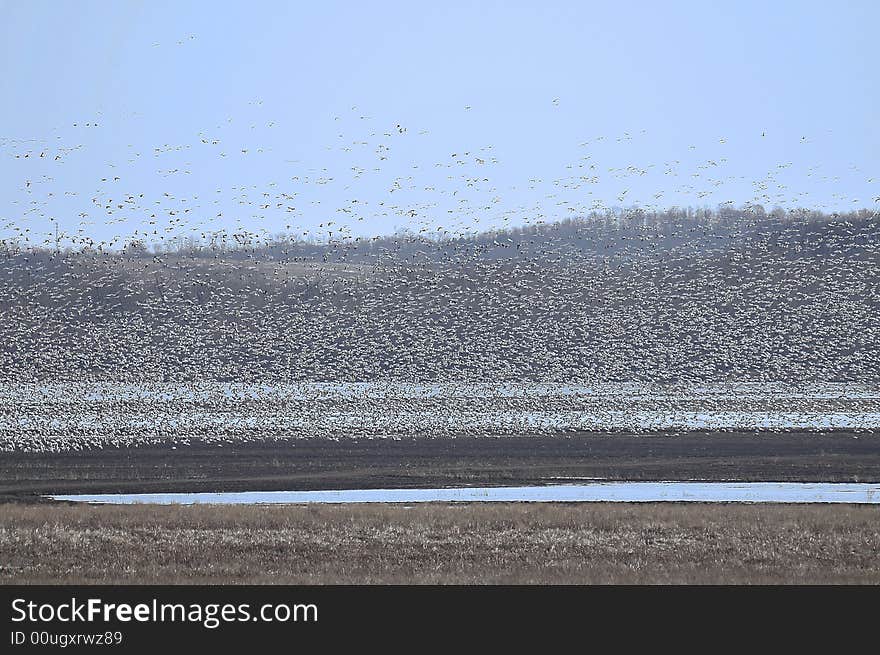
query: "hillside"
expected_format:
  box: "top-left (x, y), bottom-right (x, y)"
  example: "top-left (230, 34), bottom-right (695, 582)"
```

top-left (1, 208), bottom-right (878, 382)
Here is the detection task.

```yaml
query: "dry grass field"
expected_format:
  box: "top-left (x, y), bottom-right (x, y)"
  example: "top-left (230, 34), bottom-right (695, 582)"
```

top-left (2, 502), bottom-right (878, 584)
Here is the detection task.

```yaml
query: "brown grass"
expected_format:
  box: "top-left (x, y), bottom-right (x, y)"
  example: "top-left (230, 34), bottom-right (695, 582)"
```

top-left (1, 502), bottom-right (878, 584)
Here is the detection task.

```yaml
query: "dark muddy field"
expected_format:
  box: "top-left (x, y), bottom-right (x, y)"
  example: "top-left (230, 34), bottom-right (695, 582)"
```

top-left (3, 431), bottom-right (879, 501)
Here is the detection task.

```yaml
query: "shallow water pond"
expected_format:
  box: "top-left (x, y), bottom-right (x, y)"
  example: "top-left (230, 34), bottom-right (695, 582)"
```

top-left (50, 481), bottom-right (880, 505)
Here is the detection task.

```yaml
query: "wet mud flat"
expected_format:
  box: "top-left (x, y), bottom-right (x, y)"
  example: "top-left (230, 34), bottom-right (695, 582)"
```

top-left (2, 430), bottom-right (880, 501)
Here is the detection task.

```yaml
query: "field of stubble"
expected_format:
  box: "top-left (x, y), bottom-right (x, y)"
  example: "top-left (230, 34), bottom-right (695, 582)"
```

top-left (2, 502), bottom-right (878, 584)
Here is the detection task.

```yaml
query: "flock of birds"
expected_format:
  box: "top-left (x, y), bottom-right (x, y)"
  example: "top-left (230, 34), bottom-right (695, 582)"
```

top-left (1, 104), bottom-right (879, 453)
top-left (1, 381), bottom-right (878, 453)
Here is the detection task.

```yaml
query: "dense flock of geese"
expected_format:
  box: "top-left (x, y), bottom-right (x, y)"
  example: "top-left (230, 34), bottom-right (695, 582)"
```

top-left (1, 105), bottom-right (878, 453)
top-left (1, 381), bottom-right (878, 453)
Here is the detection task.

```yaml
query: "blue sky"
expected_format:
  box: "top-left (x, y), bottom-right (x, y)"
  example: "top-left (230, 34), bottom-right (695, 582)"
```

top-left (1, 0), bottom-right (877, 248)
